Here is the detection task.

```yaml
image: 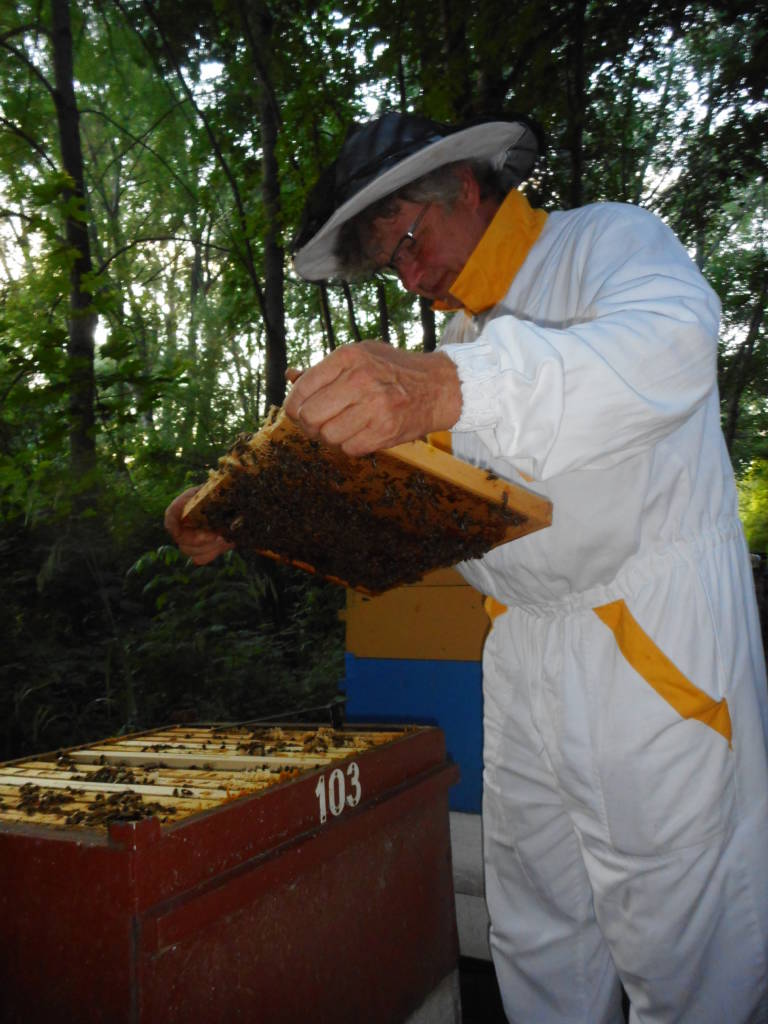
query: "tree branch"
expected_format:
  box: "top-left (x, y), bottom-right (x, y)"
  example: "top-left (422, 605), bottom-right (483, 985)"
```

top-left (95, 234), bottom-right (239, 275)
top-left (79, 102), bottom-right (197, 201)
top-left (0, 38), bottom-right (57, 101)
top-left (0, 114), bottom-right (57, 170)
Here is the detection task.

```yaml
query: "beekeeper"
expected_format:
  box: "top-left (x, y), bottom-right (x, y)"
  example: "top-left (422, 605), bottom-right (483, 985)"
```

top-left (167, 112), bottom-right (768, 1023)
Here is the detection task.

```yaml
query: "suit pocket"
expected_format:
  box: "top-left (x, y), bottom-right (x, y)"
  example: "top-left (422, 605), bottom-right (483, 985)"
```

top-left (591, 598), bottom-right (734, 855)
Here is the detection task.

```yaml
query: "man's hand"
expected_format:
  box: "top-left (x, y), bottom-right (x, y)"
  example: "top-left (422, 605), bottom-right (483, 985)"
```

top-left (284, 340), bottom-right (461, 455)
top-left (164, 486), bottom-right (235, 565)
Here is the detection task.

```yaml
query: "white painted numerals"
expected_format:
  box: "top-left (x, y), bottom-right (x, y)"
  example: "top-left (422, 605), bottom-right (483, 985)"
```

top-left (314, 761), bottom-right (362, 824)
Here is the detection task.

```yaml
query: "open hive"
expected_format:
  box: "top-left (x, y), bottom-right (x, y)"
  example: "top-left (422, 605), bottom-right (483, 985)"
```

top-left (0, 722), bottom-right (459, 1023)
top-left (182, 407), bottom-right (552, 594)
top-left (0, 723), bottom-right (407, 831)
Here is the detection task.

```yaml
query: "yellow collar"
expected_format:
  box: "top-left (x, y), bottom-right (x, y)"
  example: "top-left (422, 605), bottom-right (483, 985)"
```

top-left (434, 191), bottom-right (548, 315)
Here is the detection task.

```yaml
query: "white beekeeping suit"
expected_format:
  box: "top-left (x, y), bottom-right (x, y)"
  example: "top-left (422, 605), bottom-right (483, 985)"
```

top-left (437, 193), bottom-right (768, 1024)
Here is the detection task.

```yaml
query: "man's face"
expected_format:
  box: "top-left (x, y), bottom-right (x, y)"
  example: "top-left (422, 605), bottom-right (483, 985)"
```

top-left (366, 173), bottom-right (490, 304)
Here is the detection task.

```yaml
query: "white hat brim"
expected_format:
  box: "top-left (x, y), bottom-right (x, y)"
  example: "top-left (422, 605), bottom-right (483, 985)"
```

top-left (293, 120), bottom-right (537, 281)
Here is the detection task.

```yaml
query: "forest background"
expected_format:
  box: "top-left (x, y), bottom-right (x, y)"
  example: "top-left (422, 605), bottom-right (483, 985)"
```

top-left (0, 0), bottom-right (766, 760)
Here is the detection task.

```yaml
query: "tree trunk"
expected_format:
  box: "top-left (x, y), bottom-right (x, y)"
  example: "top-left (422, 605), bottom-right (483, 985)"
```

top-left (50, 0), bottom-right (98, 484)
top-left (420, 297), bottom-right (437, 352)
top-left (319, 283), bottom-right (336, 351)
top-left (258, 98), bottom-right (286, 408)
top-left (188, 237), bottom-right (204, 361)
top-left (396, 52), bottom-right (407, 110)
top-left (376, 282), bottom-right (391, 344)
top-left (250, 7), bottom-right (286, 410)
top-left (723, 276), bottom-right (767, 453)
top-left (565, 0), bottom-right (587, 208)
top-left (439, 0), bottom-right (472, 118)
top-left (342, 281), bottom-right (362, 341)
top-left (692, 70), bottom-right (716, 271)
top-left (185, 235), bottom-right (205, 442)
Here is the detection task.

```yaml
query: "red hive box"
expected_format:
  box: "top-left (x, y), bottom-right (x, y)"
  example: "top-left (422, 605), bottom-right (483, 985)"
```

top-left (0, 724), bottom-right (459, 1023)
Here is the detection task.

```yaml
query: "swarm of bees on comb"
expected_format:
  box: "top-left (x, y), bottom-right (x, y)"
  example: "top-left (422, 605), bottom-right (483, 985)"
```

top-left (182, 408), bottom-right (552, 594)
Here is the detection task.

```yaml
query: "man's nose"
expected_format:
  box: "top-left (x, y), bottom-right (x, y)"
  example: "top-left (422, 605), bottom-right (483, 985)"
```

top-left (396, 251), bottom-right (423, 291)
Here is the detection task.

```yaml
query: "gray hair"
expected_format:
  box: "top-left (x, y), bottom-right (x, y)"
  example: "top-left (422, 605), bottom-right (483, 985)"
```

top-left (334, 159), bottom-right (508, 280)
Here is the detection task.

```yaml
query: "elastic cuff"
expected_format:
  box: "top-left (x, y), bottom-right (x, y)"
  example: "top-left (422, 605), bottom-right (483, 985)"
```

top-left (441, 341), bottom-right (500, 430)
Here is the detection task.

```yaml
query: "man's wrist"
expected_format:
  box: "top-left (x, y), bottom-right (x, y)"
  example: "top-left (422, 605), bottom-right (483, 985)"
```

top-left (425, 350), bottom-right (462, 431)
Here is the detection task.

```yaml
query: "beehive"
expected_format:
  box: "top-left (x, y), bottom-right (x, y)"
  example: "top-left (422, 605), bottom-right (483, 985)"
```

top-left (0, 724), bottom-right (405, 831)
top-left (182, 407), bottom-right (552, 594)
top-left (0, 723), bottom-right (459, 1024)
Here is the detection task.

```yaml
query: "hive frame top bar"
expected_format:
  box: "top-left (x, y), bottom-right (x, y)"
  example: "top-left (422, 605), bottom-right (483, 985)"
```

top-left (182, 408), bottom-right (552, 594)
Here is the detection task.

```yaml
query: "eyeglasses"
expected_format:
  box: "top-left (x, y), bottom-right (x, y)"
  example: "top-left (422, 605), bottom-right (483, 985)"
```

top-left (380, 204), bottom-right (431, 276)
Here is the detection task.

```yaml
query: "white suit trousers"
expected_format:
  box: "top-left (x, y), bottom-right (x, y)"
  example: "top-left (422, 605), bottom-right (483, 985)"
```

top-left (482, 532), bottom-right (768, 1023)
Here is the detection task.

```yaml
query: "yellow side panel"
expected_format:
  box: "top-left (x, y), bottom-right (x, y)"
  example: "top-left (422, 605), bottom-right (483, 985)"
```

top-left (426, 430), bottom-right (453, 454)
top-left (345, 573), bottom-right (489, 661)
top-left (593, 599), bottom-right (732, 746)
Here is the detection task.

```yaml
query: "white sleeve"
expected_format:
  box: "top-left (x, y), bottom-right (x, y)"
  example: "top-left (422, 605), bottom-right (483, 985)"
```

top-left (439, 206), bottom-right (721, 480)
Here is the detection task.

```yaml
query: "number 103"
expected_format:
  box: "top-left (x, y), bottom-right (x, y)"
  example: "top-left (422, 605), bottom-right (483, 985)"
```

top-left (314, 762), bottom-right (362, 823)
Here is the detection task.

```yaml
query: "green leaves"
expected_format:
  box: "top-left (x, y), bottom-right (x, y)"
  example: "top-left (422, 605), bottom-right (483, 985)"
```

top-left (0, 0), bottom-right (765, 757)
top-left (121, 544), bottom-right (344, 730)
top-left (739, 461), bottom-right (768, 552)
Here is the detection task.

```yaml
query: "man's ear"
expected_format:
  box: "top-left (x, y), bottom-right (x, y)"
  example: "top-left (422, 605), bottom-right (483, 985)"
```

top-left (458, 165), bottom-right (482, 209)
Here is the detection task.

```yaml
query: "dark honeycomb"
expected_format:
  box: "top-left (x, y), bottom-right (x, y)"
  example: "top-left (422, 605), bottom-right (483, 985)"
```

top-left (192, 428), bottom-right (528, 594)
